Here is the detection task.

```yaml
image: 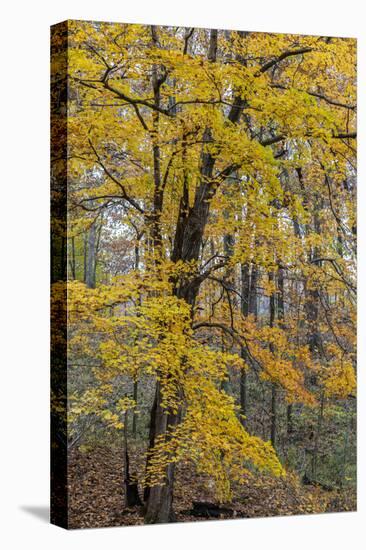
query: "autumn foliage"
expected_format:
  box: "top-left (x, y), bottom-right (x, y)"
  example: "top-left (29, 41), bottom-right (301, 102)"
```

top-left (51, 21), bottom-right (356, 527)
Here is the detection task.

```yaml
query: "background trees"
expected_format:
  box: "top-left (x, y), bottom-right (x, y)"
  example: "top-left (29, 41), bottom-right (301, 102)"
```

top-left (52, 21), bottom-right (356, 526)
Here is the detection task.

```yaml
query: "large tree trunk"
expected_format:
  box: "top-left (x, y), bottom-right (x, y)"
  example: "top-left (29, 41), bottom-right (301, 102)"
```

top-left (144, 383), bottom-right (181, 523)
top-left (145, 28), bottom-right (220, 524)
top-left (144, 28), bottom-right (249, 523)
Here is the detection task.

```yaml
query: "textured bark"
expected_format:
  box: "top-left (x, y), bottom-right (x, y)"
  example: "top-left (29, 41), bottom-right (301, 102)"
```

top-left (145, 27), bottom-right (250, 523)
top-left (144, 383), bottom-right (180, 523)
top-left (145, 28), bottom-right (220, 524)
top-left (144, 462), bottom-right (177, 523)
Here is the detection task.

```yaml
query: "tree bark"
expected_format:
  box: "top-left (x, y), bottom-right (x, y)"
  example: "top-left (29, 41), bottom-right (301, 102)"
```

top-left (83, 232), bottom-right (87, 283)
top-left (69, 236), bottom-right (76, 279)
top-left (145, 27), bottom-right (250, 523)
top-left (145, 28), bottom-right (221, 524)
top-left (270, 385), bottom-right (277, 448)
top-left (287, 403), bottom-right (293, 436)
top-left (311, 392), bottom-right (324, 479)
top-left (239, 263), bottom-right (257, 426)
top-left (132, 380), bottom-right (138, 437)
top-left (269, 271), bottom-right (277, 449)
top-left (240, 264), bottom-right (249, 425)
top-left (123, 410), bottom-right (142, 507)
top-left (144, 382), bottom-right (180, 523)
top-left (85, 222), bottom-right (96, 288)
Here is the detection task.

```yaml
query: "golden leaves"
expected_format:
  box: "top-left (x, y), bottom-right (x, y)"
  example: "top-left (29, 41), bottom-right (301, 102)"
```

top-left (62, 22), bottom-right (356, 508)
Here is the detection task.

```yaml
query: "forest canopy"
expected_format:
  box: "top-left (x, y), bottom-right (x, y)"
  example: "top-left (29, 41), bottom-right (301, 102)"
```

top-left (51, 21), bottom-right (356, 527)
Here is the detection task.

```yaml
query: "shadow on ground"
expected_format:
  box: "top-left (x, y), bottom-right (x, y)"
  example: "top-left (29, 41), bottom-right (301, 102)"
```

top-left (20, 506), bottom-right (49, 523)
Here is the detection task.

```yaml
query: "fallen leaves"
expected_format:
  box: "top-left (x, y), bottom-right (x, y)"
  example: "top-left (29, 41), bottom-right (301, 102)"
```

top-left (67, 445), bottom-right (356, 528)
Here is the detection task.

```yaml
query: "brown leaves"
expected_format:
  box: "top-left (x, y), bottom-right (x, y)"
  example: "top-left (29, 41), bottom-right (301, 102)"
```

top-left (68, 446), bottom-right (355, 528)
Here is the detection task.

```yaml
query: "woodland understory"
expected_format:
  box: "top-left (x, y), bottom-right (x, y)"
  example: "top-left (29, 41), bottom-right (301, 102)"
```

top-left (51, 21), bottom-right (357, 527)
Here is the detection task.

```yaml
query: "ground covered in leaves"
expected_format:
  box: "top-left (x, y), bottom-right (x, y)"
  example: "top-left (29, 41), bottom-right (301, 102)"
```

top-left (68, 446), bottom-right (356, 529)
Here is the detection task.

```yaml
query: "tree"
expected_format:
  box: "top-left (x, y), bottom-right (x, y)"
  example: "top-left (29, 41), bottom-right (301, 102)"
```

top-left (58, 21), bottom-right (356, 524)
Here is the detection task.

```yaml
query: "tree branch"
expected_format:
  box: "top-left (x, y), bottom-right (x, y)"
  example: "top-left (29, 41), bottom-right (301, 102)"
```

top-left (88, 138), bottom-right (145, 214)
top-left (258, 48), bottom-right (313, 74)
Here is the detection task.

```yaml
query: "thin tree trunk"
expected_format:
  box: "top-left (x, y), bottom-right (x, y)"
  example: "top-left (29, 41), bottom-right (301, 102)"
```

top-left (249, 264), bottom-right (258, 318)
top-left (277, 266), bottom-right (294, 442)
top-left (270, 386), bottom-right (277, 448)
top-left (83, 232), bottom-right (87, 284)
top-left (85, 222), bottom-right (96, 288)
top-left (269, 271), bottom-right (277, 449)
top-left (123, 411), bottom-right (129, 507)
top-left (60, 236), bottom-right (66, 281)
top-left (240, 353), bottom-right (248, 428)
top-left (311, 391), bottom-right (324, 479)
top-left (239, 263), bottom-right (250, 425)
top-left (239, 263), bottom-right (257, 426)
top-left (287, 403), bottom-right (293, 436)
top-left (221, 174), bottom-right (237, 394)
top-left (132, 235), bottom-right (141, 438)
top-left (69, 237), bottom-right (76, 279)
top-left (93, 221), bottom-right (102, 284)
top-left (123, 410), bottom-right (142, 507)
top-left (132, 380), bottom-right (138, 437)
top-left (339, 410), bottom-right (351, 487)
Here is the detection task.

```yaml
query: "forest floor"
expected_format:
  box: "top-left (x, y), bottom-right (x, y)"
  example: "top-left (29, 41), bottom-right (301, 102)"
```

top-left (68, 446), bottom-right (356, 529)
